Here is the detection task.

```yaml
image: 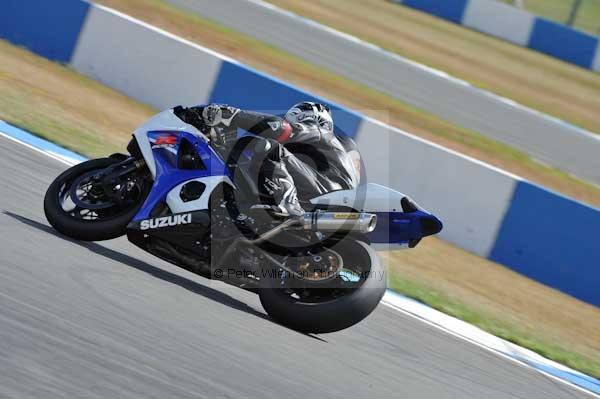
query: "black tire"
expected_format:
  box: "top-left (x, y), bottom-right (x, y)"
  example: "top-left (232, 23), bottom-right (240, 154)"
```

top-left (259, 240), bottom-right (386, 333)
top-left (44, 158), bottom-right (149, 241)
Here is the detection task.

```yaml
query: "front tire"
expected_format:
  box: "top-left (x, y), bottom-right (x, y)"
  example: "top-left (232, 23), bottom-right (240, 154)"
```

top-left (259, 240), bottom-right (386, 333)
top-left (44, 158), bottom-right (149, 241)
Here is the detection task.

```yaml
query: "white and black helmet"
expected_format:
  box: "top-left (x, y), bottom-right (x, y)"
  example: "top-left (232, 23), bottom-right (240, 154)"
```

top-left (285, 102), bottom-right (333, 134)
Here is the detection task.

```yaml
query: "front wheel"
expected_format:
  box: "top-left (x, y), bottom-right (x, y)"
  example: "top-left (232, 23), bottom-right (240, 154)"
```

top-left (44, 157), bottom-right (150, 241)
top-left (259, 239), bottom-right (386, 333)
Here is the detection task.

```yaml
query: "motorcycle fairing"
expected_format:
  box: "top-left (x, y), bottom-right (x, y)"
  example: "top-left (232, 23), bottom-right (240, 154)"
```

top-left (133, 109), bottom-right (202, 179)
top-left (132, 124), bottom-right (232, 221)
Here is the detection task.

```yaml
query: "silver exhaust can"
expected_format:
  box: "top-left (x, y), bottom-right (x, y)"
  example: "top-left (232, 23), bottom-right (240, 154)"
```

top-left (302, 211), bottom-right (377, 234)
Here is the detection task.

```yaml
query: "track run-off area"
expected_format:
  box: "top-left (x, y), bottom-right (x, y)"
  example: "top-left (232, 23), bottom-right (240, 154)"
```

top-left (0, 127), bottom-right (596, 398)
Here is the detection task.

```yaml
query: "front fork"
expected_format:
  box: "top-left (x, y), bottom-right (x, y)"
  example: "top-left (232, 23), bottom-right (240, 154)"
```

top-left (96, 155), bottom-right (149, 206)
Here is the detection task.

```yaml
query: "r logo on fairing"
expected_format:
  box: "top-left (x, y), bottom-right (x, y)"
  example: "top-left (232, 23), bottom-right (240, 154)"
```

top-left (140, 214), bottom-right (192, 230)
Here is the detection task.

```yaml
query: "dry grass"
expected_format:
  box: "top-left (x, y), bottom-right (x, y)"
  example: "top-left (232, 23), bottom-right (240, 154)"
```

top-left (0, 40), bottom-right (154, 158)
top-left (269, 0), bottom-right (600, 135)
top-left (96, 0), bottom-right (600, 209)
top-left (500, 0), bottom-right (600, 35)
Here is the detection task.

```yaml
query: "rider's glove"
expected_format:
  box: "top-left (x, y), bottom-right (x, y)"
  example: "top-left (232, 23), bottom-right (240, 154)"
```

top-left (200, 104), bottom-right (224, 127)
top-left (200, 104), bottom-right (240, 148)
top-left (173, 106), bottom-right (208, 133)
top-left (173, 105), bottom-right (234, 147)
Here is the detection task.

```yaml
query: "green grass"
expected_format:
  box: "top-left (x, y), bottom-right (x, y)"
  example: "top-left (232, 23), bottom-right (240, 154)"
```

top-left (500, 0), bottom-right (600, 35)
top-left (389, 274), bottom-right (600, 379)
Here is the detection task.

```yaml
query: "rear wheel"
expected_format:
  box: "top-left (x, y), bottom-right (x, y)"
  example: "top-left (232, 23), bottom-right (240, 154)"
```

top-left (259, 239), bottom-right (386, 333)
top-left (44, 157), bottom-right (150, 241)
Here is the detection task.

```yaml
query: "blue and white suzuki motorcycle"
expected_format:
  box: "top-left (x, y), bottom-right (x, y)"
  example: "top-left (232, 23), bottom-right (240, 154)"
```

top-left (44, 107), bottom-right (442, 333)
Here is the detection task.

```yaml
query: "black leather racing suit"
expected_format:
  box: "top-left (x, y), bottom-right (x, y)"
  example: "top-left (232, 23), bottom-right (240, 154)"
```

top-left (175, 104), bottom-right (360, 216)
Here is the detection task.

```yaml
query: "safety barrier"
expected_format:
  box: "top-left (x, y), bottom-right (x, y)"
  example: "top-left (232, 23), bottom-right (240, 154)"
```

top-left (1, 0), bottom-right (599, 306)
top-left (395, 0), bottom-right (600, 70)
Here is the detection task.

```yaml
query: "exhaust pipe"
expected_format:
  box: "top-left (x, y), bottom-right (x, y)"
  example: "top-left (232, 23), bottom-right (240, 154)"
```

top-left (302, 211), bottom-right (377, 233)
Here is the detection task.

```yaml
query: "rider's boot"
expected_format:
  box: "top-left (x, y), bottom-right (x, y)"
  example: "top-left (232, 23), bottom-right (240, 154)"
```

top-left (250, 182), bottom-right (305, 219)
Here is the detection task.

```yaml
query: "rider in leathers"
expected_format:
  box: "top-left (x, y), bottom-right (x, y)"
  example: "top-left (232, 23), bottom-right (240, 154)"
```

top-left (176, 102), bottom-right (360, 217)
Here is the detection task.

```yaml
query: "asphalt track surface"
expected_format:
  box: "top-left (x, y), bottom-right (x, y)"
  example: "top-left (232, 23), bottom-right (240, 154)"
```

top-left (163, 0), bottom-right (600, 184)
top-left (1, 137), bottom-right (594, 399)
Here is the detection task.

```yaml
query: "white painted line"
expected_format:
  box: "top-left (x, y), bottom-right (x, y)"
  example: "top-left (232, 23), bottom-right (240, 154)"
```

top-left (382, 291), bottom-right (600, 398)
top-left (0, 131), bottom-right (78, 166)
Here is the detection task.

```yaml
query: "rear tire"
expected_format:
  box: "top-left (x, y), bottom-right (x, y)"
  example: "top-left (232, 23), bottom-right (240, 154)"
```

top-left (44, 158), bottom-right (149, 241)
top-left (259, 240), bottom-right (386, 333)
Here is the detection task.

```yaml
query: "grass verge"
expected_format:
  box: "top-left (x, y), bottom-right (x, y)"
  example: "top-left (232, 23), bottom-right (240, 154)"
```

top-left (389, 275), bottom-right (600, 379)
top-left (500, 0), bottom-right (600, 35)
top-left (381, 235), bottom-right (600, 379)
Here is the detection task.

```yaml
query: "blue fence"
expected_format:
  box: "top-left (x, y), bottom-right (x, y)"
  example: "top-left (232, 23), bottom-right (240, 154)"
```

top-left (395, 0), bottom-right (600, 71)
top-left (529, 18), bottom-right (598, 68)
top-left (491, 181), bottom-right (600, 305)
top-left (403, 0), bottom-right (469, 23)
top-left (0, 0), bottom-right (90, 63)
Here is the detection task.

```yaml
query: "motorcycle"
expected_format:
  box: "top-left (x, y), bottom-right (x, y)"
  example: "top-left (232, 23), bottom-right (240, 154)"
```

top-left (44, 107), bottom-right (442, 333)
